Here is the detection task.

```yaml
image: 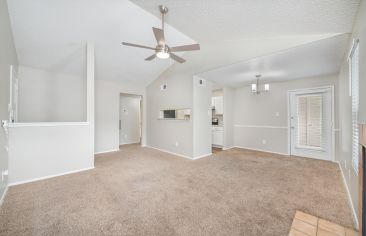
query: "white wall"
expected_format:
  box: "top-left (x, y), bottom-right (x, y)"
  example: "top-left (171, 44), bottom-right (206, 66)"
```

top-left (7, 44), bottom-right (95, 186)
top-left (354, 1), bottom-right (366, 124)
top-left (146, 67), bottom-right (194, 158)
top-left (95, 79), bottom-right (146, 154)
top-left (233, 75), bottom-right (338, 155)
top-left (18, 66), bottom-right (86, 122)
top-left (336, 0), bottom-right (366, 223)
top-left (223, 87), bottom-right (234, 149)
top-left (8, 123), bottom-right (94, 184)
top-left (119, 94), bottom-right (141, 145)
top-left (0, 0), bottom-right (18, 203)
top-left (193, 76), bottom-right (212, 158)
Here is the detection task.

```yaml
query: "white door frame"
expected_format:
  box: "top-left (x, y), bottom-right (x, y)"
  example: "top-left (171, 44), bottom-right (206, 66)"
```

top-left (287, 86), bottom-right (335, 161)
top-left (119, 93), bottom-right (143, 146)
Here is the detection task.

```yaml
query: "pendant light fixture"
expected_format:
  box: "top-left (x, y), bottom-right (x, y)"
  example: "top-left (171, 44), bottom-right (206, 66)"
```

top-left (251, 75), bottom-right (269, 94)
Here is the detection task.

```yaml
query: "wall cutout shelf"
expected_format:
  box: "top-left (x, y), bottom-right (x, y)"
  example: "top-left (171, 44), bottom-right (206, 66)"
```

top-left (158, 109), bottom-right (191, 120)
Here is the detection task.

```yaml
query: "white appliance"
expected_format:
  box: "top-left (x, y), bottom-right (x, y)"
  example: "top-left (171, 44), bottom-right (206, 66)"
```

top-left (212, 126), bottom-right (223, 146)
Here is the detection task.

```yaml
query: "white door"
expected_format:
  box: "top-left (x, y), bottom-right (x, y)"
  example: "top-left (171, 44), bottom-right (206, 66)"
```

top-left (289, 87), bottom-right (333, 161)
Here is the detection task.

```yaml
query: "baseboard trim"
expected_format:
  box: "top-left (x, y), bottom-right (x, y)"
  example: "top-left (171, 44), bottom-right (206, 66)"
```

top-left (193, 153), bottom-right (212, 160)
top-left (119, 142), bottom-right (140, 146)
top-left (8, 166), bottom-right (95, 187)
top-left (223, 146), bottom-right (235, 150)
top-left (234, 146), bottom-right (289, 156)
top-left (145, 146), bottom-right (193, 160)
top-left (94, 149), bottom-right (119, 155)
top-left (0, 185), bottom-right (9, 206)
top-left (337, 161), bottom-right (359, 229)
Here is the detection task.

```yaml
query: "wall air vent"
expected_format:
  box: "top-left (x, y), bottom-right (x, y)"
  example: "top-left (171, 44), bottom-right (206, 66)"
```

top-left (160, 84), bottom-right (167, 90)
top-left (198, 79), bottom-right (206, 87)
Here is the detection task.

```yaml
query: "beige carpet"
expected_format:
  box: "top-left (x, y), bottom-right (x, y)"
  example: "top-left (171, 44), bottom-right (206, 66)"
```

top-left (0, 145), bottom-right (355, 235)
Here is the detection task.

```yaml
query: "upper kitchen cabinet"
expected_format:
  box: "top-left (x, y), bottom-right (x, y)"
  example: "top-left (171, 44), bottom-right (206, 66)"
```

top-left (212, 96), bottom-right (223, 115)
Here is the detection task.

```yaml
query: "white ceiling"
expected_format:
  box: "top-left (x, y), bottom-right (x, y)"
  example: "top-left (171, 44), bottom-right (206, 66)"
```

top-left (7, 0), bottom-right (195, 86)
top-left (199, 34), bottom-right (349, 88)
top-left (7, 0), bottom-right (360, 86)
top-left (130, 0), bottom-right (360, 43)
top-left (131, 0), bottom-right (359, 82)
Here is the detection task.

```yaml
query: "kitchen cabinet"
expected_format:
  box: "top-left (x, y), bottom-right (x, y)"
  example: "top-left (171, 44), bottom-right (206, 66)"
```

top-left (212, 126), bottom-right (223, 146)
top-left (212, 96), bottom-right (223, 115)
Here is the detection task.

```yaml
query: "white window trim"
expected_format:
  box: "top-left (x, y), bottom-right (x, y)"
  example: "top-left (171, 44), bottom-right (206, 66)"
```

top-left (348, 38), bottom-right (360, 175)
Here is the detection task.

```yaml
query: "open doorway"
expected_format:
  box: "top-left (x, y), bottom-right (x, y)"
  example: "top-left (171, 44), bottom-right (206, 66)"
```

top-left (119, 93), bottom-right (142, 147)
top-left (212, 89), bottom-right (224, 154)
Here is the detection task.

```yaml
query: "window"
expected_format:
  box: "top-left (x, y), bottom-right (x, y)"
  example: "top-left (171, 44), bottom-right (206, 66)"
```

top-left (297, 95), bottom-right (322, 149)
top-left (349, 39), bottom-right (360, 175)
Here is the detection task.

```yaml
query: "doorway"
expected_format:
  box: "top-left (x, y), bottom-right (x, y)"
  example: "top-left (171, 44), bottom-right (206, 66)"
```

top-left (119, 93), bottom-right (142, 146)
top-left (289, 87), bottom-right (334, 161)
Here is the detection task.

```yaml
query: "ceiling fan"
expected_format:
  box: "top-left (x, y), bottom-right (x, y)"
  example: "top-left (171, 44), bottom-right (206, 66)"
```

top-left (122, 5), bottom-right (200, 63)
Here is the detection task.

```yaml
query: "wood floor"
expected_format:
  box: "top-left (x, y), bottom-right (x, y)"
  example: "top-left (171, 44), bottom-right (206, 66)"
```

top-left (289, 211), bottom-right (358, 236)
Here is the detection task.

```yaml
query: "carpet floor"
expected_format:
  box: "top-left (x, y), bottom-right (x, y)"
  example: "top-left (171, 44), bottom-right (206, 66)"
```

top-left (0, 145), bottom-right (355, 236)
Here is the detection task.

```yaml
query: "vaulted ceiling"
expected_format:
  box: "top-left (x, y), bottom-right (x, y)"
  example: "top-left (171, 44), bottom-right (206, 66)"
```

top-left (131, 0), bottom-right (360, 83)
top-left (131, 0), bottom-right (359, 43)
top-left (7, 0), bottom-right (195, 86)
top-left (7, 0), bottom-right (361, 86)
top-left (200, 34), bottom-right (350, 87)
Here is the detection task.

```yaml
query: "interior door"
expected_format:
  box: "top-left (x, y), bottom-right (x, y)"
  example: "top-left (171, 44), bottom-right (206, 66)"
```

top-left (289, 87), bottom-right (333, 160)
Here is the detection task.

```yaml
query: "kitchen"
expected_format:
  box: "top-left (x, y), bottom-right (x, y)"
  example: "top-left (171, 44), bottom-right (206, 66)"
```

top-left (212, 89), bottom-right (224, 152)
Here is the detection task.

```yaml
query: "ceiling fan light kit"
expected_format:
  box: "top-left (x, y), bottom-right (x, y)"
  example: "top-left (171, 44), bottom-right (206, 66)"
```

top-left (122, 5), bottom-right (200, 63)
top-left (156, 45), bottom-right (170, 59)
top-left (251, 75), bottom-right (270, 94)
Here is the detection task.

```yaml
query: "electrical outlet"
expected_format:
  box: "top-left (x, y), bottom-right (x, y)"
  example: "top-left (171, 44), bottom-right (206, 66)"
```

top-left (262, 139), bottom-right (267, 145)
top-left (124, 134), bottom-right (127, 139)
top-left (175, 141), bottom-right (179, 147)
top-left (276, 112), bottom-right (280, 117)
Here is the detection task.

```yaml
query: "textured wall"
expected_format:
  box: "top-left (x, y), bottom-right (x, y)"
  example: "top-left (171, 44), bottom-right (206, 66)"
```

top-left (336, 0), bottom-right (366, 223)
top-left (95, 80), bottom-right (146, 154)
top-left (193, 76), bottom-right (212, 158)
top-left (147, 66), bottom-right (194, 158)
top-left (233, 75), bottom-right (338, 155)
top-left (18, 66), bottom-right (86, 122)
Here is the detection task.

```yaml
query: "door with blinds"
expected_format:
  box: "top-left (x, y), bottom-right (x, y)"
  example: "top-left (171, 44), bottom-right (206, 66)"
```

top-left (289, 87), bottom-right (333, 161)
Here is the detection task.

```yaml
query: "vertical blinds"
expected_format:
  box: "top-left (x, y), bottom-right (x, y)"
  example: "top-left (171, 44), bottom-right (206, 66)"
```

top-left (350, 40), bottom-right (360, 175)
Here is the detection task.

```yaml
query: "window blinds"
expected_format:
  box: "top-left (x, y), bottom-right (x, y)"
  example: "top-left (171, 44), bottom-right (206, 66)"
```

top-left (296, 95), bottom-right (322, 148)
top-left (350, 40), bottom-right (360, 175)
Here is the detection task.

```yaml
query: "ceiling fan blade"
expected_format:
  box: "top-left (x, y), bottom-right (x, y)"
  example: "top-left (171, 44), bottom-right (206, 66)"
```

top-left (145, 54), bottom-right (156, 61)
top-left (170, 53), bottom-right (186, 63)
top-left (122, 42), bottom-right (155, 50)
top-left (152, 27), bottom-right (165, 45)
top-left (170, 44), bottom-right (200, 52)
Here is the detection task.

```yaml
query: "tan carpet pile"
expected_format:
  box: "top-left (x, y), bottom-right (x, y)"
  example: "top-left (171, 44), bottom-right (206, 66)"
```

top-left (0, 145), bottom-right (355, 235)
